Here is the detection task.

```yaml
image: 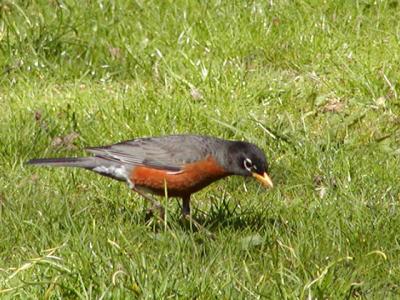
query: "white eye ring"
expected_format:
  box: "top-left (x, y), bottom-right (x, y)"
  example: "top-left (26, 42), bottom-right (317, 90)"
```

top-left (244, 158), bottom-right (252, 171)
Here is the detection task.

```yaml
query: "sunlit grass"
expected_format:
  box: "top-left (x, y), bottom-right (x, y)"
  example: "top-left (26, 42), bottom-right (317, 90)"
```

top-left (1, 0), bottom-right (400, 298)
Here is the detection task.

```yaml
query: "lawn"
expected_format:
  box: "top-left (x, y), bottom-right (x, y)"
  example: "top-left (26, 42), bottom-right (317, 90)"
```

top-left (1, 0), bottom-right (400, 298)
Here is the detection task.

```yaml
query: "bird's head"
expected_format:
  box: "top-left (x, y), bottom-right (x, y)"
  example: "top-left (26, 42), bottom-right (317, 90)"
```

top-left (225, 141), bottom-right (273, 188)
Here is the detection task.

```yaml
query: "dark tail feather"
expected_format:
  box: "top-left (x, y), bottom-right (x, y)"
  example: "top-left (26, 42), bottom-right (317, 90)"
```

top-left (26, 157), bottom-right (96, 168)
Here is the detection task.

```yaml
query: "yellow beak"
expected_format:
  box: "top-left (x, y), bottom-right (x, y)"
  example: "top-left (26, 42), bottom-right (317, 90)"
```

top-left (252, 172), bottom-right (274, 188)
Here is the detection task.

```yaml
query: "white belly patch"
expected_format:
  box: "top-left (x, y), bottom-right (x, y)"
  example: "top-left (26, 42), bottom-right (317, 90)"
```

top-left (93, 165), bottom-right (129, 181)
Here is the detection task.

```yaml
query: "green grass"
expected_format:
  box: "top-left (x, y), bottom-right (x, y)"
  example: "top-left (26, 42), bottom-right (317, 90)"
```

top-left (1, 0), bottom-right (400, 298)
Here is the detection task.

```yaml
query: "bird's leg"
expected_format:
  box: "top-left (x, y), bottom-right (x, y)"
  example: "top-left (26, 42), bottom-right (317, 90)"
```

top-left (181, 196), bottom-right (214, 238)
top-left (132, 187), bottom-right (165, 221)
top-left (182, 196), bottom-right (191, 218)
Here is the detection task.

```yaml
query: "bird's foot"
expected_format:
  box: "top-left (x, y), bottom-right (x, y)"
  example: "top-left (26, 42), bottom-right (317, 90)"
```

top-left (145, 201), bottom-right (165, 223)
top-left (182, 214), bottom-right (214, 239)
top-left (132, 187), bottom-right (166, 224)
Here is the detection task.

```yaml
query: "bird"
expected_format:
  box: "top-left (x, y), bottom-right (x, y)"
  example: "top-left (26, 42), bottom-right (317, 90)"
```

top-left (27, 134), bottom-right (273, 220)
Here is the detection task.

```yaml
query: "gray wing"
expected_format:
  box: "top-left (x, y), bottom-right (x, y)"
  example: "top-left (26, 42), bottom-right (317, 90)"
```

top-left (85, 135), bottom-right (221, 171)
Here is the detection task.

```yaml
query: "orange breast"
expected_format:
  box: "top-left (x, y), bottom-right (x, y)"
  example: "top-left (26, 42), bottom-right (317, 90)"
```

top-left (130, 156), bottom-right (228, 197)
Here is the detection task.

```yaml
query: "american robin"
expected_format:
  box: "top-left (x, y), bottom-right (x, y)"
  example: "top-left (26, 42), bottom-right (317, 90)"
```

top-left (27, 135), bottom-right (273, 220)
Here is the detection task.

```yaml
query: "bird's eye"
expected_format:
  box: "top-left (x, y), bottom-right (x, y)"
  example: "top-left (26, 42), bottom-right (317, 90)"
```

top-left (243, 158), bottom-right (253, 171)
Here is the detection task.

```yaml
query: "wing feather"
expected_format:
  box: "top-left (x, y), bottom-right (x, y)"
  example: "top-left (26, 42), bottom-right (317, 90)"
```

top-left (85, 135), bottom-right (219, 172)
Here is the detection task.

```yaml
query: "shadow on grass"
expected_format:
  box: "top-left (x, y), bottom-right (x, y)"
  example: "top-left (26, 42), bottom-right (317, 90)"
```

top-left (101, 191), bottom-right (293, 234)
top-left (198, 209), bottom-right (285, 232)
top-left (186, 198), bottom-right (287, 232)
